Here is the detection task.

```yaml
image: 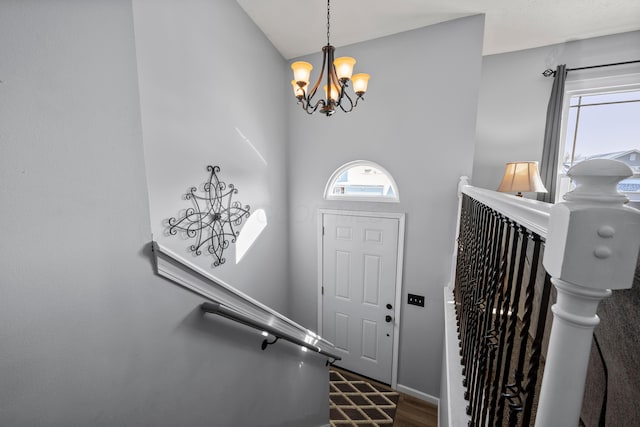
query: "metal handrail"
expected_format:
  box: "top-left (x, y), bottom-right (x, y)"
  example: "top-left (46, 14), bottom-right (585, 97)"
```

top-left (201, 301), bottom-right (342, 362)
top-left (152, 241), bottom-right (340, 361)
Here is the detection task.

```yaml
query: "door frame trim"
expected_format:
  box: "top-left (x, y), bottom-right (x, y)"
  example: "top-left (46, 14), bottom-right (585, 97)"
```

top-left (317, 209), bottom-right (405, 388)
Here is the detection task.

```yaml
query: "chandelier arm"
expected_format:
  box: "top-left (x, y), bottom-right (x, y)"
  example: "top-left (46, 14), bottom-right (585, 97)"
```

top-left (295, 93), bottom-right (323, 115)
top-left (304, 98), bottom-right (327, 114)
top-left (328, 54), bottom-right (339, 84)
top-left (330, 61), bottom-right (345, 105)
top-left (352, 94), bottom-right (364, 108)
top-left (295, 89), bottom-right (310, 110)
top-left (338, 85), bottom-right (355, 113)
top-left (306, 46), bottom-right (330, 104)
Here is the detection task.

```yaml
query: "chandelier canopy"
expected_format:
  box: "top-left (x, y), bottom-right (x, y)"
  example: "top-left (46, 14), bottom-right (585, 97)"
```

top-left (290, 0), bottom-right (370, 116)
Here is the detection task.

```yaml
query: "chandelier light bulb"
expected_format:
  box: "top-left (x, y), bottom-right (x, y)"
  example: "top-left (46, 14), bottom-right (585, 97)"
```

top-left (351, 73), bottom-right (370, 96)
top-left (324, 83), bottom-right (340, 102)
top-left (334, 57), bottom-right (356, 81)
top-left (291, 61), bottom-right (313, 86)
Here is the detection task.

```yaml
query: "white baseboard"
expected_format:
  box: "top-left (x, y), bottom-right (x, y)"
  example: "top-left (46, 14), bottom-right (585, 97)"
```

top-left (396, 383), bottom-right (440, 407)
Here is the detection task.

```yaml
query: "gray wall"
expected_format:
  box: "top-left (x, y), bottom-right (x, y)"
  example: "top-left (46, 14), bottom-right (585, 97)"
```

top-left (132, 0), bottom-right (292, 313)
top-left (287, 15), bottom-right (485, 398)
top-left (0, 1), bottom-right (328, 426)
top-left (472, 30), bottom-right (640, 191)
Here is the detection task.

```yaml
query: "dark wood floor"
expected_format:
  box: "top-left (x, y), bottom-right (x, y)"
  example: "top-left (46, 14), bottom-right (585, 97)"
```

top-left (394, 392), bottom-right (438, 427)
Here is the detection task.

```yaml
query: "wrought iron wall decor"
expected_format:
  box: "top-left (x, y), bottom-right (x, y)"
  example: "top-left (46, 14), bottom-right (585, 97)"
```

top-left (168, 165), bottom-right (250, 268)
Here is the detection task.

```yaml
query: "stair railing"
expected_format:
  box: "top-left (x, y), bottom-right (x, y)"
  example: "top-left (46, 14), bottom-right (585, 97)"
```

top-left (152, 242), bottom-right (341, 364)
top-left (443, 159), bottom-right (640, 426)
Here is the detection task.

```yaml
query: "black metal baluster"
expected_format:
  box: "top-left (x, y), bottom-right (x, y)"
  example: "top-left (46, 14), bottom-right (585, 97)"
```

top-left (479, 214), bottom-right (510, 426)
top-left (462, 200), bottom-right (483, 384)
top-left (465, 202), bottom-right (491, 418)
top-left (454, 203), bottom-right (464, 336)
top-left (462, 199), bottom-right (483, 403)
top-left (497, 225), bottom-right (528, 424)
top-left (457, 196), bottom-right (473, 376)
top-left (488, 219), bottom-right (519, 426)
top-left (505, 232), bottom-right (543, 426)
top-left (468, 207), bottom-right (496, 422)
top-left (472, 210), bottom-right (506, 425)
top-left (456, 195), bottom-right (474, 366)
top-left (521, 249), bottom-right (552, 426)
top-left (453, 194), bottom-right (558, 427)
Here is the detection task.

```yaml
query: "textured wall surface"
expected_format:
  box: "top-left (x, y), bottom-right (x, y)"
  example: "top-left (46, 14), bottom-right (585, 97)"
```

top-left (133, 0), bottom-right (292, 313)
top-left (473, 31), bottom-right (640, 193)
top-left (287, 15), bottom-right (485, 398)
top-left (0, 1), bottom-right (328, 425)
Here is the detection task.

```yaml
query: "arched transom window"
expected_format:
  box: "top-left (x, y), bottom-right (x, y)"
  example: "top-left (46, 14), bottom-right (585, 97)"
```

top-left (324, 160), bottom-right (399, 202)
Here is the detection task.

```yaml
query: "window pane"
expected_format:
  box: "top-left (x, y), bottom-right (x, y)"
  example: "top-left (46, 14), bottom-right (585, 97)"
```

top-left (571, 98), bottom-right (640, 158)
top-left (325, 161), bottom-right (399, 202)
top-left (563, 106), bottom-right (579, 168)
top-left (562, 89), bottom-right (640, 203)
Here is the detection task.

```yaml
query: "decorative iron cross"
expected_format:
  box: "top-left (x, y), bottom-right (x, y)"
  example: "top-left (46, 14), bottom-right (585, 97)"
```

top-left (168, 165), bottom-right (250, 268)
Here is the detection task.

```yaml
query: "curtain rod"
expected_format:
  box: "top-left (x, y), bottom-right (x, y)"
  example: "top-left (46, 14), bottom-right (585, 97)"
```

top-left (542, 59), bottom-right (640, 77)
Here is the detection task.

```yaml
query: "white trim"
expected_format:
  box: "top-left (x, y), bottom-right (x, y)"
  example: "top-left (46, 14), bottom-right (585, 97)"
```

top-left (461, 185), bottom-right (552, 239)
top-left (317, 213), bottom-right (324, 337)
top-left (317, 209), bottom-right (405, 389)
top-left (152, 242), bottom-right (337, 355)
top-left (396, 383), bottom-right (440, 407)
top-left (324, 160), bottom-right (400, 203)
top-left (442, 287), bottom-right (471, 427)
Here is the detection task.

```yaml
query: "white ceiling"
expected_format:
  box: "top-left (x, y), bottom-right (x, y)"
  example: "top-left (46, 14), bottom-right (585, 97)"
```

top-left (236, 0), bottom-right (640, 59)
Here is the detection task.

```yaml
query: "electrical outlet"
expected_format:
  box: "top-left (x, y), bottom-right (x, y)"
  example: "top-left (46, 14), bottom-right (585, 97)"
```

top-left (408, 293), bottom-right (425, 307)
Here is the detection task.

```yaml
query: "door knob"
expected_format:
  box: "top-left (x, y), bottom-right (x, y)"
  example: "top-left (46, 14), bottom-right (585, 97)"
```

top-left (386, 304), bottom-right (392, 310)
top-left (385, 315), bottom-right (392, 323)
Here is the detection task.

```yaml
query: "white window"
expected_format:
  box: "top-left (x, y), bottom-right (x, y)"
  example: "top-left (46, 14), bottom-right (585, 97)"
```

top-left (324, 160), bottom-right (399, 202)
top-left (557, 73), bottom-right (640, 204)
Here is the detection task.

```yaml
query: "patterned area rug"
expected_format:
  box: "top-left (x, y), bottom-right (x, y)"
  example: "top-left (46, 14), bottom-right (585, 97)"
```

top-left (329, 368), bottom-right (400, 426)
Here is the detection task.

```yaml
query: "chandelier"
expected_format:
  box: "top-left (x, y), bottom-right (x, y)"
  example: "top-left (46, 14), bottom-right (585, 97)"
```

top-left (290, 0), bottom-right (370, 116)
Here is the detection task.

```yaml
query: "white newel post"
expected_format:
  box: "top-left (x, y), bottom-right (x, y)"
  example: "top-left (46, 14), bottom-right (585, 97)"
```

top-left (535, 159), bottom-right (640, 427)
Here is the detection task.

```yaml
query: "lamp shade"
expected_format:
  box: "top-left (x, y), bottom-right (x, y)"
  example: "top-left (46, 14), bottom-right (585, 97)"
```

top-left (497, 161), bottom-right (548, 195)
top-left (291, 61), bottom-right (313, 86)
top-left (351, 73), bottom-right (370, 95)
top-left (334, 57), bottom-right (356, 80)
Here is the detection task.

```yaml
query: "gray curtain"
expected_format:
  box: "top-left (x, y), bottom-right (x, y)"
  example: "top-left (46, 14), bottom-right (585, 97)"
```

top-left (537, 64), bottom-right (567, 203)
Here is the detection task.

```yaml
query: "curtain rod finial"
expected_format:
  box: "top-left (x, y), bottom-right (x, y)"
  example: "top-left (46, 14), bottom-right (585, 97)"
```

top-left (542, 69), bottom-right (555, 77)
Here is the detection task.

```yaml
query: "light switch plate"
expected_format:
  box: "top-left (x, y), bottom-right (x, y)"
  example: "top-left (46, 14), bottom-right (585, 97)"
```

top-left (408, 293), bottom-right (425, 307)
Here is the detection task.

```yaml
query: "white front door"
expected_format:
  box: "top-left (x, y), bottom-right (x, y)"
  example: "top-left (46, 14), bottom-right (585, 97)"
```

top-left (320, 211), bottom-right (403, 385)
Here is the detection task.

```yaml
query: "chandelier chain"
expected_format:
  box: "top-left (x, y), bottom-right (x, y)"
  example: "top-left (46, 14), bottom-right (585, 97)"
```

top-left (326, 0), bottom-right (331, 45)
